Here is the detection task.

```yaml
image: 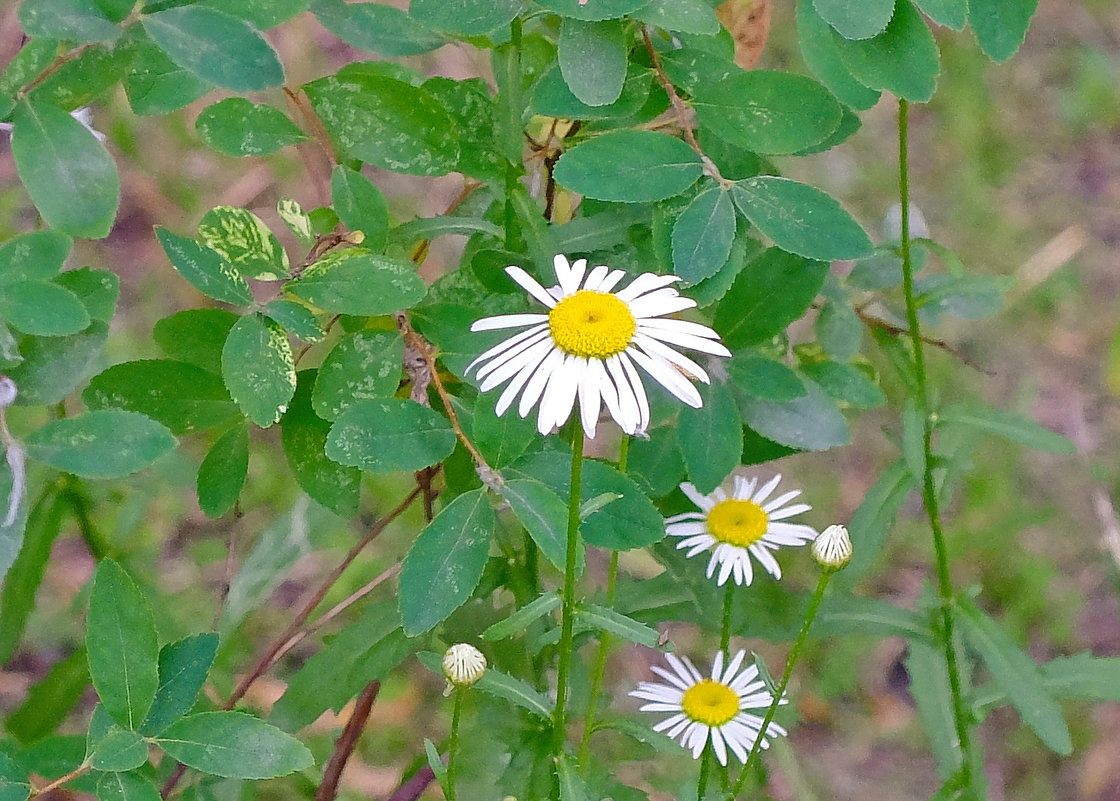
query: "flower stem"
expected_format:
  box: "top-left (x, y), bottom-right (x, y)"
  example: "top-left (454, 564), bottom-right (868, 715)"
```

top-left (719, 581), bottom-right (735, 655)
top-left (697, 745), bottom-right (713, 800)
top-left (897, 98), bottom-right (974, 788)
top-left (727, 570), bottom-right (832, 799)
top-left (552, 425), bottom-right (585, 755)
top-left (577, 437), bottom-right (629, 770)
top-left (446, 689), bottom-right (465, 801)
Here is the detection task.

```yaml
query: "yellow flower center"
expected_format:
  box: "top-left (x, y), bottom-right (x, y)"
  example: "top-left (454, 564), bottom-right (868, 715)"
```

top-left (681, 679), bottom-right (740, 726)
top-left (548, 290), bottom-right (636, 359)
top-left (707, 499), bottom-right (769, 548)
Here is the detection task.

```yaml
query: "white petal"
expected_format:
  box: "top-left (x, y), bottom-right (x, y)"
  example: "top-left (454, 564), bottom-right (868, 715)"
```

top-left (632, 333), bottom-right (710, 384)
top-left (711, 651), bottom-right (725, 681)
top-left (582, 264), bottom-right (610, 291)
top-left (577, 358), bottom-right (604, 439)
top-left (752, 474), bottom-right (783, 505)
top-left (468, 324), bottom-right (549, 373)
top-left (597, 269), bottom-right (628, 293)
top-left (617, 352), bottom-right (651, 432)
top-left (593, 358), bottom-right (629, 435)
top-left (637, 319), bottom-right (731, 356)
top-left (722, 650), bottom-right (747, 685)
top-left (471, 313), bottom-right (549, 332)
top-left (495, 341), bottom-right (557, 415)
top-left (769, 503), bottom-right (812, 521)
top-left (628, 291), bottom-right (698, 318)
top-left (558, 256), bottom-right (587, 295)
top-left (665, 522), bottom-right (707, 537)
top-left (475, 328), bottom-right (551, 383)
top-left (766, 522), bottom-right (818, 543)
top-left (538, 355), bottom-right (582, 434)
top-left (750, 544), bottom-right (782, 579)
top-left (479, 336), bottom-right (553, 391)
top-left (506, 265), bottom-right (559, 307)
top-left (650, 665), bottom-right (690, 691)
top-left (615, 272), bottom-right (680, 302)
top-left (762, 488), bottom-right (801, 513)
top-left (628, 348), bottom-right (703, 408)
top-left (518, 348), bottom-right (564, 418)
top-left (710, 726), bottom-right (728, 766)
top-left (679, 483), bottom-right (715, 511)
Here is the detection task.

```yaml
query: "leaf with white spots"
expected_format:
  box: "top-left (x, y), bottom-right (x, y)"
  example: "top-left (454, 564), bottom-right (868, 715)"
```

top-left (197, 206), bottom-right (290, 280)
top-left (285, 250), bottom-right (426, 316)
top-left (156, 228), bottom-right (253, 306)
top-left (312, 331), bottom-right (404, 421)
top-left (221, 314), bottom-right (296, 428)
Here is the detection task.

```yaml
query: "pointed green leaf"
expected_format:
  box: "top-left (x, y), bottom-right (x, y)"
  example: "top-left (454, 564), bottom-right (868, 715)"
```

top-left (678, 379), bottom-right (742, 494)
top-left (739, 380), bottom-right (850, 451)
top-left (577, 603), bottom-right (661, 649)
top-left (400, 489), bottom-right (495, 635)
top-left (558, 19), bottom-right (627, 107)
top-left (409, 0), bottom-right (522, 35)
top-left (672, 184), bottom-right (736, 284)
top-left (535, 0), bottom-right (649, 21)
top-left (11, 99), bottom-right (119, 239)
top-left (140, 634), bottom-right (219, 736)
top-left (634, 0), bottom-right (719, 34)
top-left (141, 6), bottom-right (284, 91)
top-left (55, 267), bottom-right (119, 323)
top-left (906, 640), bottom-right (963, 779)
top-left (6, 647), bottom-right (88, 743)
top-left (26, 411), bottom-right (176, 479)
top-left (481, 591), bottom-right (561, 641)
top-left (500, 479), bottom-right (575, 573)
top-left (915, 0), bottom-right (967, 29)
top-left (86, 560), bottom-right (160, 730)
top-left (800, 361), bottom-right (885, 408)
top-left (264, 300), bottom-right (323, 342)
top-left (833, 0), bottom-right (940, 102)
top-left (330, 166), bottom-right (390, 251)
top-left (470, 393), bottom-right (537, 469)
top-left (153, 309), bottom-right (238, 370)
top-left (197, 206), bottom-right (289, 280)
top-left (834, 460), bottom-right (914, 588)
top-left (0, 754), bottom-right (30, 801)
top-left (285, 250), bottom-right (426, 316)
top-left (938, 404), bottom-right (1075, 454)
top-left (122, 38), bottom-right (212, 116)
top-left (817, 595), bottom-right (933, 643)
top-left (557, 754), bottom-right (591, 801)
top-left (89, 727), bottom-right (147, 772)
top-left (813, 0), bottom-right (895, 39)
top-left (198, 0), bottom-right (313, 29)
top-left (969, 0), bottom-right (1038, 62)
top-left (727, 353), bottom-right (806, 402)
top-left (155, 712), bottom-right (314, 778)
top-left (196, 98), bottom-right (306, 157)
top-left (155, 228), bottom-right (252, 306)
top-left (312, 331), bottom-right (403, 421)
top-left (197, 423), bottom-right (249, 518)
top-left (4, 322), bottom-right (108, 405)
top-left (796, 0), bottom-right (881, 109)
top-left (222, 314), bottom-right (296, 428)
top-left (0, 488), bottom-right (66, 662)
top-left (554, 131), bottom-right (702, 203)
top-left (326, 397), bottom-right (455, 474)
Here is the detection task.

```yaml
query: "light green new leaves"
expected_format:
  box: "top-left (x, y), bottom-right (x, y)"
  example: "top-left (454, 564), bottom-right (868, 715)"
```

top-left (554, 131), bottom-right (702, 203)
top-left (558, 19), bottom-right (627, 107)
top-left (399, 489), bottom-right (495, 635)
top-left (693, 71), bottom-right (842, 155)
top-left (957, 597), bottom-right (1072, 754)
top-left (156, 228), bottom-right (253, 306)
top-left (326, 398), bottom-right (455, 473)
top-left (26, 411), bottom-right (176, 479)
top-left (141, 6), bottom-right (284, 92)
top-left (155, 712), bottom-right (313, 778)
top-left (672, 184), bottom-right (736, 284)
top-left (196, 98), bottom-right (308, 157)
top-left (86, 561), bottom-right (159, 730)
top-left (730, 177), bottom-right (872, 261)
top-left (222, 314), bottom-right (296, 428)
top-left (10, 99), bottom-right (120, 239)
top-left (285, 250), bottom-right (426, 316)
top-left (969, 0), bottom-right (1039, 62)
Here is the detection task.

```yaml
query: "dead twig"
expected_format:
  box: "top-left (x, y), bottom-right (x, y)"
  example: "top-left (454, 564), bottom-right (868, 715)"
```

top-left (314, 680), bottom-right (382, 801)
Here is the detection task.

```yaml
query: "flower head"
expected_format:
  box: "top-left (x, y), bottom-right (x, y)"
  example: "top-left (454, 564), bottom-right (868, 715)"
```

top-left (442, 643), bottom-right (487, 689)
top-left (811, 524), bottom-right (852, 571)
top-left (630, 650), bottom-right (787, 765)
top-left (467, 255), bottom-right (730, 439)
top-left (665, 473), bottom-right (818, 586)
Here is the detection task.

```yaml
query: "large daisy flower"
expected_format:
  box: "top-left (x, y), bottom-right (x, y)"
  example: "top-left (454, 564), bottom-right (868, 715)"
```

top-left (467, 255), bottom-right (730, 439)
top-left (666, 474), bottom-right (818, 586)
top-left (630, 649), bottom-right (787, 765)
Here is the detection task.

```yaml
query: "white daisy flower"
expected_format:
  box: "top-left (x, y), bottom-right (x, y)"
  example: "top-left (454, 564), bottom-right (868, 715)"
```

top-left (666, 474), bottom-right (818, 586)
top-left (467, 254), bottom-right (730, 439)
top-left (811, 524), bottom-right (852, 570)
top-left (630, 649), bottom-right (787, 766)
top-left (442, 643), bottom-right (487, 689)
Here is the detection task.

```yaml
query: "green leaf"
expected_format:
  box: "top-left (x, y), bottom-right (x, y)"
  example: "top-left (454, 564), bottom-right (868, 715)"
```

top-left (1039, 653), bottom-right (1120, 702)
top-left (141, 634), bottom-right (219, 736)
top-left (389, 215), bottom-right (504, 246)
top-left (26, 411), bottom-right (176, 479)
top-left (739, 380), bottom-right (850, 451)
top-left (800, 361), bottom-right (885, 408)
top-left (672, 184), bottom-right (736, 284)
top-left (86, 560), bottom-right (160, 730)
top-left (0, 488), bottom-right (66, 662)
top-left (423, 740), bottom-right (447, 795)
top-left (535, 0), bottom-right (650, 21)
top-left (553, 131), bottom-right (702, 203)
top-left (901, 398), bottom-right (926, 481)
top-left (153, 309), bottom-right (238, 369)
top-left (815, 298), bottom-right (861, 361)
top-left (312, 331), bottom-right (403, 421)
top-left (55, 267), bottom-right (119, 323)
top-left (96, 772), bottom-right (160, 801)
top-left (264, 300), bottom-right (323, 342)
top-left (969, 0), bottom-right (1038, 62)
top-left (155, 228), bottom-right (253, 306)
top-left (914, 0), bottom-right (967, 29)
top-left (714, 247), bottom-right (829, 348)
top-left (481, 591), bottom-right (561, 641)
top-left (577, 603), bottom-right (661, 648)
top-left (155, 712), bottom-right (314, 779)
top-left (0, 755), bottom-right (29, 801)
top-left (304, 72), bottom-right (458, 176)
top-left (330, 166), bottom-right (390, 252)
top-left (6, 647), bottom-right (88, 743)
top-left (271, 602), bottom-right (411, 731)
top-left (6, 320), bottom-right (108, 405)
top-left (326, 398), bottom-right (455, 474)
top-left (678, 379), bottom-right (742, 494)
top-left (198, 0), bottom-right (313, 29)
top-left (474, 666), bottom-right (553, 718)
top-left (730, 177), bottom-right (872, 261)
top-left (84, 359), bottom-right (239, 435)
top-left (198, 206), bottom-right (289, 280)
top-left (409, 0), bottom-right (522, 35)
top-left (817, 595), bottom-right (933, 643)
top-left (727, 353), bottom-right (806, 402)
top-left (0, 281), bottom-right (89, 336)
top-left (281, 371), bottom-right (361, 517)
top-left (399, 489), bottom-right (495, 635)
top-left (834, 460), bottom-right (914, 588)
top-left (938, 404), bottom-right (1075, 454)
top-left (956, 596), bottom-right (1072, 754)
top-left (19, 0), bottom-right (120, 45)
top-left (122, 38), bottom-right (212, 116)
top-left (532, 64), bottom-right (652, 122)
top-left (833, 0), bottom-right (940, 102)
top-left (906, 640), bottom-right (962, 780)
top-left (141, 6), bottom-right (284, 91)
top-left (310, 0), bottom-right (445, 57)
top-left (197, 423), bottom-right (249, 518)
top-left (500, 479), bottom-right (575, 573)
top-left (628, 424), bottom-right (686, 496)
top-left (0, 230), bottom-right (71, 283)
top-left (634, 0), bottom-right (719, 34)
top-left (556, 754), bottom-right (590, 801)
top-left (222, 314), bottom-right (296, 428)
top-left (558, 19), bottom-right (627, 107)
top-left (470, 393), bottom-right (538, 468)
top-left (693, 71), bottom-right (843, 155)
top-left (277, 198), bottom-right (315, 247)
top-left (814, 0), bottom-right (895, 39)
top-left (10, 99), bottom-right (119, 239)
top-left (508, 452), bottom-right (664, 550)
top-left (285, 250), bottom-right (426, 316)
top-left (796, 0), bottom-right (882, 109)
top-left (422, 77), bottom-right (504, 182)
top-left (89, 727), bottom-right (148, 772)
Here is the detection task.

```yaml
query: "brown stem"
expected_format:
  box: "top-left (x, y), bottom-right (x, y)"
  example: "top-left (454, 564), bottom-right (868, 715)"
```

top-left (385, 765), bottom-right (436, 801)
top-left (31, 762), bottom-right (91, 797)
top-left (854, 307), bottom-right (993, 375)
top-left (16, 44), bottom-right (93, 99)
top-left (314, 680), bottom-right (382, 801)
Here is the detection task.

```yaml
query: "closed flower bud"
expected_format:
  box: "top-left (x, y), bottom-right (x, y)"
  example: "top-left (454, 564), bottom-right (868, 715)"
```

top-left (811, 524), bottom-right (852, 571)
top-left (442, 643), bottom-right (487, 690)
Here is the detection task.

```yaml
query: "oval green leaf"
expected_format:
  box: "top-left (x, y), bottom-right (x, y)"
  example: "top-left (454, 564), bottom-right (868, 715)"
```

top-left (554, 131), bottom-right (702, 203)
top-left (196, 98), bottom-right (307, 157)
top-left (326, 398), bottom-right (456, 473)
top-left (140, 633), bottom-right (220, 736)
top-left (196, 423), bottom-right (249, 518)
top-left (796, 0), bottom-right (882, 110)
top-left (0, 230), bottom-right (71, 283)
top-left (285, 250), bottom-right (426, 316)
top-left (155, 228), bottom-right (253, 306)
top-left (197, 206), bottom-right (289, 280)
top-left (311, 0), bottom-right (445, 56)
top-left (312, 331), bottom-right (404, 421)
top-left (969, 0), bottom-right (1038, 62)
top-left (0, 281), bottom-right (89, 336)
top-left (26, 411), bottom-right (176, 479)
top-left (155, 711), bottom-right (314, 778)
top-left (833, 0), bottom-right (940, 102)
top-left (535, 0), bottom-right (650, 21)
top-left (409, 0), bottom-right (522, 35)
top-left (330, 166), bottom-right (390, 252)
top-left (813, 0), bottom-right (895, 39)
top-left (558, 18), bottom-right (627, 107)
top-left (221, 314), bottom-right (296, 428)
top-left (671, 184), bottom-right (736, 284)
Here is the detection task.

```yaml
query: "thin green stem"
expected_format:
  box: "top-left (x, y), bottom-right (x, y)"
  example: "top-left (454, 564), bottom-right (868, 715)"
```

top-left (552, 426), bottom-right (585, 755)
top-left (719, 582), bottom-right (735, 655)
top-left (697, 745), bottom-right (713, 800)
top-left (897, 98), bottom-right (974, 788)
top-left (446, 689), bottom-right (465, 801)
top-left (727, 571), bottom-right (832, 799)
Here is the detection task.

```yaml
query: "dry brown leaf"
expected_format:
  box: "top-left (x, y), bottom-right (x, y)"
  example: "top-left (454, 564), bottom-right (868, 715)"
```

top-left (716, 0), bottom-right (773, 69)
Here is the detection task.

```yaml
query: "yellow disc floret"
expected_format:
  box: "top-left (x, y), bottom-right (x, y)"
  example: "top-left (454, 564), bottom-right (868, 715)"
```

top-left (548, 290), bottom-right (637, 359)
top-left (681, 679), bottom-right (740, 726)
top-left (707, 499), bottom-right (769, 548)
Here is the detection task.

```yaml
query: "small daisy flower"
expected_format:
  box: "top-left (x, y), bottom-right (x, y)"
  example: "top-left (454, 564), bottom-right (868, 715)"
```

top-left (666, 474), bottom-right (818, 586)
top-left (442, 643), bottom-right (487, 689)
top-left (467, 255), bottom-right (730, 439)
top-left (811, 524), bottom-right (852, 571)
top-left (630, 650), bottom-right (787, 766)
